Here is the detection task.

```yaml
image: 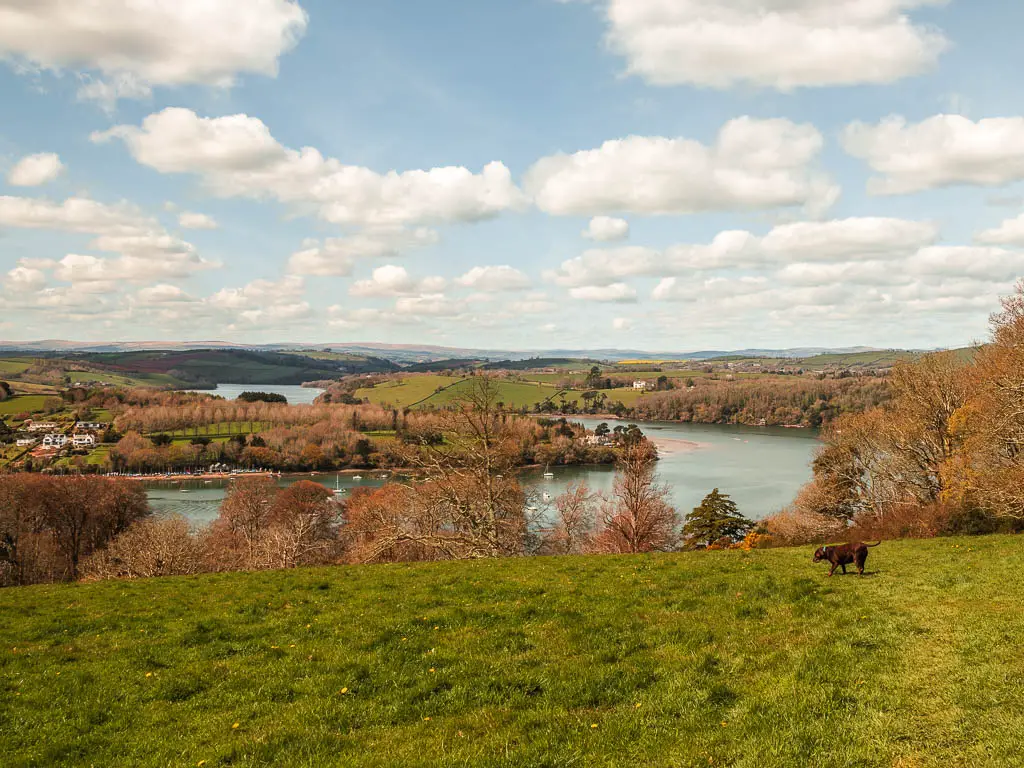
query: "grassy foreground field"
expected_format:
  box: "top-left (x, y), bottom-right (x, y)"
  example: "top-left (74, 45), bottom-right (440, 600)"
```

top-left (2, 538), bottom-right (1023, 767)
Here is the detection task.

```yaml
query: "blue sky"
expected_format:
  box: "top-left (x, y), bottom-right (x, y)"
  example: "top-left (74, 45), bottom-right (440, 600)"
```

top-left (2, 0), bottom-right (1024, 351)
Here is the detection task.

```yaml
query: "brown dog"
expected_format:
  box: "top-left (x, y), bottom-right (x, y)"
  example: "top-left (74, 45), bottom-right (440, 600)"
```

top-left (813, 541), bottom-right (880, 576)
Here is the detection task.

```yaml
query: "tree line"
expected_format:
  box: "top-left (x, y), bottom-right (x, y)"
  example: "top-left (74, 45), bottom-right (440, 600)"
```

top-left (762, 283), bottom-right (1024, 544)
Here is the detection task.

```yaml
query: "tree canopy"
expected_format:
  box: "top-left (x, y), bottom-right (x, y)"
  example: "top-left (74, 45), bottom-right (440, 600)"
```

top-left (682, 489), bottom-right (752, 548)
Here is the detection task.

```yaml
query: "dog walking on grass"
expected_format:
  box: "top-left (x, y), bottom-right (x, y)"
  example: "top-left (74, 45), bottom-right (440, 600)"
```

top-left (813, 541), bottom-right (881, 576)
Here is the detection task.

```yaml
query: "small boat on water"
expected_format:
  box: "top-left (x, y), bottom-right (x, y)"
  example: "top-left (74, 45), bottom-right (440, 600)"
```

top-left (543, 464), bottom-right (555, 479)
top-left (353, 475), bottom-right (363, 481)
top-left (180, 489), bottom-right (190, 493)
top-left (332, 474), bottom-right (346, 495)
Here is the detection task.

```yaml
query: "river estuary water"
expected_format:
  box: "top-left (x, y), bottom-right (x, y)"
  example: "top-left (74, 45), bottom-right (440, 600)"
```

top-left (148, 390), bottom-right (820, 526)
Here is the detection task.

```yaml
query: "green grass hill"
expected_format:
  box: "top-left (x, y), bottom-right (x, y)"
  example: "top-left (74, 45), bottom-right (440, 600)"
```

top-left (2, 538), bottom-right (1022, 767)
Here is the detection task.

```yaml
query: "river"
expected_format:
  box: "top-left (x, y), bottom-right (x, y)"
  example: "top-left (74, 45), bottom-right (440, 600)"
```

top-left (186, 383), bottom-right (326, 405)
top-left (145, 418), bottom-right (818, 526)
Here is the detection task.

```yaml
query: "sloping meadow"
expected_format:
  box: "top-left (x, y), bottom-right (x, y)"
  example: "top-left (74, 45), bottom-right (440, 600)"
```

top-left (2, 538), bottom-right (1023, 767)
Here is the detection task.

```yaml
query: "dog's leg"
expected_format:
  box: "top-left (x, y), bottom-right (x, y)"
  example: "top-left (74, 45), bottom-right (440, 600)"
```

top-left (828, 563), bottom-right (836, 577)
top-left (841, 564), bottom-right (847, 575)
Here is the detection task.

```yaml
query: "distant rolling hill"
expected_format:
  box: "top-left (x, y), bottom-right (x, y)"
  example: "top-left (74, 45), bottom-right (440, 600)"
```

top-left (77, 349), bottom-right (398, 388)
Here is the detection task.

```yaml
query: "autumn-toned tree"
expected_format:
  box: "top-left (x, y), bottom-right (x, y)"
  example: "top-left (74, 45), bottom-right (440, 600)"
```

top-left (345, 377), bottom-right (528, 563)
top-left (264, 481), bottom-right (340, 568)
top-left (0, 475), bottom-right (149, 582)
top-left (958, 283), bottom-right (1024, 518)
top-left (543, 482), bottom-right (597, 555)
top-left (592, 440), bottom-right (679, 553)
top-left (82, 515), bottom-right (204, 580)
top-left (0, 475), bottom-right (47, 585)
top-left (208, 477), bottom-right (277, 569)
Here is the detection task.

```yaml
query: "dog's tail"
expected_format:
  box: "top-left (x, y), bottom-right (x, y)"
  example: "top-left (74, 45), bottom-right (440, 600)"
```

top-left (864, 541), bottom-right (882, 548)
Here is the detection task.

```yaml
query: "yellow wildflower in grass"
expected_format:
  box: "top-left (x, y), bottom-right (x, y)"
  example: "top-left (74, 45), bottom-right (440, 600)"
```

top-left (721, 721), bottom-right (728, 727)
top-left (429, 668), bottom-right (435, 673)
top-left (424, 717), bottom-right (432, 721)
top-left (340, 687), bottom-right (349, 694)
top-left (232, 723), bottom-right (240, 730)
top-left (591, 724), bottom-right (598, 729)
top-left (145, 672), bottom-right (152, 678)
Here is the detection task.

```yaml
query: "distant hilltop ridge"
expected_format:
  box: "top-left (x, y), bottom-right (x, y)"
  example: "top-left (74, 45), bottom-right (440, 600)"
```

top-left (0, 340), bottom-right (936, 365)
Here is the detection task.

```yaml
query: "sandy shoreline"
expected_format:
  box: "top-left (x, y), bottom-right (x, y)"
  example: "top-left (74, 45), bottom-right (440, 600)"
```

top-left (647, 436), bottom-right (705, 456)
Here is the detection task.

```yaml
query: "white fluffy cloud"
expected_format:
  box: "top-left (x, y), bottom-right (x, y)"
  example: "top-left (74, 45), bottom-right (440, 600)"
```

top-left (135, 284), bottom-right (194, 305)
top-left (546, 218), bottom-right (937, 287)
top-left (4, 265), bottom-right (46, 292)
top-left (594, 0), bottom-right (947, 90)
top-left (206, 275), bottom-right (312, 330)
top-left (394, 294), bottom-right (465, 317)
top-left (842, 115), bottom-right (1024, 195)
top-left (288, 228), bottom-right (439, 277)
top-left (582, 216), bottom-right (629, 242)
top-left (178, 211), bottom-right (218, 230)
top-left (568, 283), bottom-right (637, 303)
top-left (327, 306), bottom-right (419, 328)
top-left (0, 195), bottom-right (214, 283)
top-left (350, 266), bottom-right (446, 298)
top-left (0, 0), bottom-right (307, 104)
top-left (95, 108), bottom-right (526, 227)
top-left (7, 153), bottom-right (64, 186)
top-left (976, 213), bottom-right (1024, 246)
top-left (456, 266), bottom-right (531, 292)
top-left (653, 276), bottom-right (768, 302)
top-left (525, 118), bottom-right (838, 216)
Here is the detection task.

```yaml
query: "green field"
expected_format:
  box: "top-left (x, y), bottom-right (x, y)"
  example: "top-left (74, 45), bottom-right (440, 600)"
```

top-left (0, 358), bottom-right (32, 375)
top-left (0, 395), bottom-right (49, 416)
top-left (357, 376), bottom-right (655, 411)
top-left (796, 351), bottom-right (918, 368)
top-left (2, 537), bottom-right (1022, 766)
top-left (65, 370), bottom-right (189, 388)
top-left (357, 375), bottom-right (468, 407)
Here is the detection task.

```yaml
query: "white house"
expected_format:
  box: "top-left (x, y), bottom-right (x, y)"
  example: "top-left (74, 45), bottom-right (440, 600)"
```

top-left (27, 421), bottom-right (59, 432)
top-left (77, 422), bottom-right (107, 432)
top-left (42, 434), bottom-right (68, 448)
top-left (16, 437), bottom-right (37, 448)
top-left (632, 380), bottom-right (653, 391)
top-left (72, 434), bottom-right (96, 448)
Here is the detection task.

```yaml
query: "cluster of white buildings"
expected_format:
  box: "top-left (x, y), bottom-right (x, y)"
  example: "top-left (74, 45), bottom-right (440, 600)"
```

top-left (15, 420), bottom-right (106, 452)
top-left (632, 380), bottom-right (654, 391)
top-left (25, 421), bottom-right (59, 432)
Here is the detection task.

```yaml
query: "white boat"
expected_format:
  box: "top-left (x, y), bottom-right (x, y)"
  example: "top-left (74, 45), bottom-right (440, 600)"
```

top-left (353, 475), bottom-right (363, 481)
top-left (332, 474), bottom-right (346, 495)
top-left (543, 465), bottom-right (555, 479)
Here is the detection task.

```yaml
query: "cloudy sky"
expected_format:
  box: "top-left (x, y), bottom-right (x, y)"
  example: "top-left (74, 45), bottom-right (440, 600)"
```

top-left (2, 0), bottom-right (1023, 351)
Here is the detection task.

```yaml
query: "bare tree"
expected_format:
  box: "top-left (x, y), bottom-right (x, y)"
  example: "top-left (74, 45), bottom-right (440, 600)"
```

top-left (345, 377), bottom-right (528, 563)
top-left (209, 476), bottom-right (277, 569)
top-left (82, 515), bottom-right (203, 580)
top-left (262, 480), bottom-right (340, 568)
top-left (592, 440), bottom-right (680, 553)
top-left (543, 483), bottom-right (597, 555)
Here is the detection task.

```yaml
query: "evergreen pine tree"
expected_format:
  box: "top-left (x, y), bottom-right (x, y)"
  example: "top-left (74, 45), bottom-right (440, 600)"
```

top-left (682, 489), bottom-right (753, 548)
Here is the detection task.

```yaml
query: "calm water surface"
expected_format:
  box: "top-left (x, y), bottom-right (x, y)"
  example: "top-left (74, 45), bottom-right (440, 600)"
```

top-left (187, 384), bottom-right (325, 405)
top-left (146, 419), bottom-right (818, 526)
